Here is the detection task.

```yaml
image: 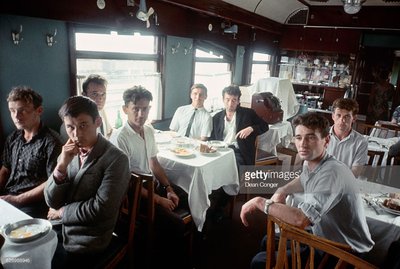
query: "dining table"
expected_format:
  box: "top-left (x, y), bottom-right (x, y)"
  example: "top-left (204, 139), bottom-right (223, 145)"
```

top-left (367, 135), bottom-right (399, 165)
top-left (359, 180), bottom-right (400, 266)
top-left (155, 133), bottom-right (240, 231)
top-left (257, 121), bottom-right (293, 155)
top-left (0, 200), bottom-right (57, 269)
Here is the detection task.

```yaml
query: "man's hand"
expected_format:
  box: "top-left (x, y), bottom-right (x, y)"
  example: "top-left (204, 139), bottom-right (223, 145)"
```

top-left (167, 190), bottom-right (179, 207)
top-left (240, 196), bottom-right (265, 227)
top-left (47, 207), bottom-right (64, 220)
top-left (271, 192), bottom-right (287, 204)
top-left (0, 194), bottom-right (22, 206)
top-left (156, 196), bottom-right (176, 211)
top-left (57, 138), bottom-right (79, 172)
top-left (236, 126), bottom-right (254, 139)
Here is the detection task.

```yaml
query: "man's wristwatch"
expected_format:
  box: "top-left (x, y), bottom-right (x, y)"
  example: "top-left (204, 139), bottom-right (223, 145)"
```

top-left (264, 199), bottom-right (274, 215)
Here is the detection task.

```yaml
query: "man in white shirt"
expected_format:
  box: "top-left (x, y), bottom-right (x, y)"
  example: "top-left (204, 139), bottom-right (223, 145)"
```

top-left (326, 98), bottom-right (368, 177)
top-left (60, 74), bottom-right (112, 142)
top-left (240, 112), bottom-right (374, 269)
top-left (169, 83), bottom-right (212, 141)
top-left (110, 86), bottom-right (189, 268)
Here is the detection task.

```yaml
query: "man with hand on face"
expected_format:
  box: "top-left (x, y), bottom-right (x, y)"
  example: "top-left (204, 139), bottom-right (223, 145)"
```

top-left (169, 83), bottom-right (212, 141)
top-left (45, 96), bottom-right (130, 269)
top-left (0, 86), bottom-right (61, 218)
top-left (59, 74), bottom-right (112, 142)
top-left (211, 85), bottom-right (269, 166)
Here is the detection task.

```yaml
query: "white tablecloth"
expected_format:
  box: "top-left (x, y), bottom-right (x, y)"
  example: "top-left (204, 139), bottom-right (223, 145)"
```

top-left (250, 77), bottom-right (299, 121)
top-left (157, 146), bottom-right (239, 231)
top-left (0, 200), bottom-right (57, 269)
top-left (360, 181), bottom-right (400, 266)
top-left (258, 121), bottom-right (293, 155)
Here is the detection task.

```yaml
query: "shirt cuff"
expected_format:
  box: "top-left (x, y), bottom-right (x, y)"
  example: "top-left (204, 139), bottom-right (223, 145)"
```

top-left (53, 168), bottom-right (68, 184)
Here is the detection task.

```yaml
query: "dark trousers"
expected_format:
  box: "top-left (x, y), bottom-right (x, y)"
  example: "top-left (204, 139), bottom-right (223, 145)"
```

top-left (51, 226), bottom-right (104, 269)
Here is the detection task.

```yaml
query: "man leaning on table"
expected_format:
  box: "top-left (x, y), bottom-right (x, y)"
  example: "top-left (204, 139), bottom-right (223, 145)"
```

top-left (326, 98), bottom-right (368, 178)
top-left (0, 86), bottom-right (61, 218)
top-left (210, 85), bottom-right (269, 166)
top-left (45, 96), bottom-right (130, 268)
top-left (240, 112), bottom-right (374, 269)
top-left (169, 83), bottom-right (212, 141)
top-left (59, 74), bottom-right (112, 142)
top-left (110, 86), bottom-right (189, 268)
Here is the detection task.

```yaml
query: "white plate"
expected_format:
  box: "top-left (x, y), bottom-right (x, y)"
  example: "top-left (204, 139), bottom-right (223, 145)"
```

top-left (378, 201), bottom-right (400, 216)
top-left (208, 140), bottom-right (227, 148)
top-left (155, 133), bottom-right (172, 144)
top-left (171, 148), bottom-right (195, 157)
top-left (2, 219), bottom-right (52, 243)
top-left (199, 151), bottom-right (220, 157)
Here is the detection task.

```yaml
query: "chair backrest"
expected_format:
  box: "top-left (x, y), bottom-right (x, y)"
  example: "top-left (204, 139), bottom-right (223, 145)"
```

top-left (105, 173), bottom-right (142, 269)
top-left (359, 122), bottom-right (391, 138)
top-left (387, 155), bottom-right (400, 165)
top-left (367, 150), bottom-right (385, 166)
top-left (266, 215), bottom-right (377, 269)
top-left (255, 136), bottom-right (281, 166)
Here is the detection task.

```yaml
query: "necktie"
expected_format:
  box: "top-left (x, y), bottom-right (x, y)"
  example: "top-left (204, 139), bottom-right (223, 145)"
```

top-left (185, 109), bottom-right (197, 137)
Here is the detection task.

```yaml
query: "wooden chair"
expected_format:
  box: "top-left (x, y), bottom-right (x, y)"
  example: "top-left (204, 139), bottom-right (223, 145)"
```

top-left (359, 122), bottom-right (391, 138)
top-left (132, 171), bottom-right (194, 262)
top-left (387, 155), bottom-right (400, 165)
top-left (255, 137), bottom-right (281, 166)
top-left (266, 215), bottom-right (378, 269)
top-left (94, 173), bottom-right (142, 269)
top-left (276, 143), bottom-right (298, 166)
top-left (367, 150), bottom-right (385, 166)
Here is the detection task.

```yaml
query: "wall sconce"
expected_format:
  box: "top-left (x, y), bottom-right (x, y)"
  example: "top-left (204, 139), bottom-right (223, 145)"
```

top-left (342, 0), bottom-right (365, 14)
top-left (184, 44), bottom-right (193, 55)
top-left (46, 29), bottom-right (57, 47)
top-left (171, 42), bottom-right (180, 54)
top-left (221, 22), bottom-right (238, 40)
top-left (11, 25), bottom-right (23, 45)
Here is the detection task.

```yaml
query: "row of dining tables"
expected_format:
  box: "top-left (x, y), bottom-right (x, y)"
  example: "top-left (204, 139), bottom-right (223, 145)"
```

top-left (1, 126), bottom-right (399, 268)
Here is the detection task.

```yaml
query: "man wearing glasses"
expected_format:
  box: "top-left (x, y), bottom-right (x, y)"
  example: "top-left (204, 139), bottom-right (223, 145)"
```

top-left (60, 74), bottom-right (112, 142)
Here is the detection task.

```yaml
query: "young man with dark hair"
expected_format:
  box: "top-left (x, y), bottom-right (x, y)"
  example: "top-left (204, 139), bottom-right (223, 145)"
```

top-left (110, 86), bottom-right (189, 268)
top-left (45, 96), bottom-right (130, 268)
top-left (170, 83), bottom-right (212, 141)
top-left (327, 98), bottom-right (368, 177)
top-left (211, 85), bottom-right (269, 166)
top-left (0, 86), bottom-right (61, 218)
top-left (240, 112), bottom-right (374, 269)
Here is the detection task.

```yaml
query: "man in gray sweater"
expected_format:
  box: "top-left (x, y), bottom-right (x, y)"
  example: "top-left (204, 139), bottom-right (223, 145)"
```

top-left (45, 96), bottom-right (130, 268)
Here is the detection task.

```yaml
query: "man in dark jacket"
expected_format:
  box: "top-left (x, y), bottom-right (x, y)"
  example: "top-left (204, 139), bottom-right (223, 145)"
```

top-left (211, 85), bottom-right (269, 166)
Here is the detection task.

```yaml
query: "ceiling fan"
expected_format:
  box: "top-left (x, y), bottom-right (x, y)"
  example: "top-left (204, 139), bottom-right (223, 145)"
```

top-left (136, 0), bottom-right (155, 28)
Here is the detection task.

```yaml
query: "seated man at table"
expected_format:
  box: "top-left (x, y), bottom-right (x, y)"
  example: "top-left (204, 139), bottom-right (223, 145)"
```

top-left (110, 86), bottom-right (189, 268)
top-left (45, 96), bottom-right (130, 268)
top-left (391, 105), bottom-right (400, 125)
top-left (0, 86), bottom-right (61, 218)
top-left (210, 85), bottom-right (269, 166)
top-left (326, 98), bottom-right (368, 178)
top-left (169, 83), bottom-right (212, 141)
top-left (240, 112), bottom-right (374, 269)
top-left (59, 74), bottom-right (112, 142)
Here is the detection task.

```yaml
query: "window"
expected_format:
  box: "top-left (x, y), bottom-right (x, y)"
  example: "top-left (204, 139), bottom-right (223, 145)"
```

top-left (75, 31), bottom-right (161, 127)
top-left (194, 48), bottom-right (232, 112)
top-left (250, 52), bottom-right (272, 84)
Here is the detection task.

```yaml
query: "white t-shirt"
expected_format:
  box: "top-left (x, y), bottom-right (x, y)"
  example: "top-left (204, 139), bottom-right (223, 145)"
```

top-left (169, 105), bottom-right (212, 139)
top-left (223, 112), bottom-right (237, 146)
top-left (326, 127), bottom-right (368, 167)
top-left (109, 122), bottom-right (157, 174)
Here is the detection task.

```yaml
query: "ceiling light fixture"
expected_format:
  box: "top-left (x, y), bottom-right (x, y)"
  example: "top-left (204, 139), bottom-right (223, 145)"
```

top-left (342, 0), bottom-right (365, 15)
